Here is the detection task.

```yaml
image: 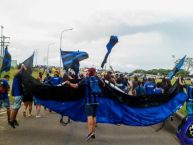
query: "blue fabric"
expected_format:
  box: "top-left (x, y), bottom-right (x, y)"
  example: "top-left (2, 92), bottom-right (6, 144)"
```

top-left (35, 91), bottom-right (187, 126)
top-left (168, 55), bottom-right (186, 79)
top-left (1, 47), bottom-right (11, 72)
top-left (101, 35), bottom-right (118, 68)
top-left (11, 73), bottom-right (23, 96)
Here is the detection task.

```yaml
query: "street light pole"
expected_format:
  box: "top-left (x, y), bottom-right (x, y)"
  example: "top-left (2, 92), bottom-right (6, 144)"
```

top-left (35, 49), bottom-right (39, 66)
top-left (47, 43), bottom-right (55, 67)
top-left (59, 28), bottom-right (73, 67)
top-left (0, 25), bottom-right (4, 55)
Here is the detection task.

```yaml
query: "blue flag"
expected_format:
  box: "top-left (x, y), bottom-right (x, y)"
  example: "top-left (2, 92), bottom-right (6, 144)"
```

top-left (0, 47), bottom-right (11, 73)
top-left (101, 35), bottom-right (118, 68)
top-left (106, 35), bottom-right (118, 53)
top-left (168, 55), bottom-right (186, 79)
top-left (60, 50), bottom-right (88, 74)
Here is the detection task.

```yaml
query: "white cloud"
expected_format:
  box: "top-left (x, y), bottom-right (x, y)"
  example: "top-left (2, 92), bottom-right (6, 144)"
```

top-left (1, 0), bottom-right (193, 72)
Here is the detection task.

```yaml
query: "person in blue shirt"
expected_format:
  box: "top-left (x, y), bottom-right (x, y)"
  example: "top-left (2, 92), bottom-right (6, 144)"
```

top-left (43, 73), bottom-right (52, 85)
top-left (9, 64), bottom-right (27, 128)
top-left (49, 70), bottom-right (69, 123)
top-left (116, 74), bottom-right (128, 91)
top-left (134, 81), bottom-right (145, 96)
top-left (0, 75), bottom-right (10, 123)
top-left (65, 67), bottom-right (105, 141)
top-left (161, 77), bottom-right (171, 93)
top-left (144, 78), bottom-right (156, 95)
top-left (49, 70), bottom-right (62, 86)
top-left (153, 82), bottom-right (163, 95)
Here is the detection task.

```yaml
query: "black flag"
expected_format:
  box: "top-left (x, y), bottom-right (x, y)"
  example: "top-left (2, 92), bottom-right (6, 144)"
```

top-left (22, 52), bottom-right (34, 74)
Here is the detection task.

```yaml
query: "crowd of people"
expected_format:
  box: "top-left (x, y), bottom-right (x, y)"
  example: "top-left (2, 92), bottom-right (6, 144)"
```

top-left (103, 70), bottom-right (172, 96)
top-left (0, 64), bottom-right (189, 141)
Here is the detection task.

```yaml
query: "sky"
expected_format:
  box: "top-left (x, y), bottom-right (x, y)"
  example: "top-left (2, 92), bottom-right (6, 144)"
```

top-left (1, 0), bottom-right (193, 72)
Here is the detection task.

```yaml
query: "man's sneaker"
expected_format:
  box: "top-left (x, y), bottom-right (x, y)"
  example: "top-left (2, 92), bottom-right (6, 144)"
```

top-left (91, 134), bottom-right (95, 139)
top-left (14, 120), bottom-right (19, 126)
top-left (23, 111), bottom-right (26, 117)
top-left (36, 115), bottom-right (41, 118)
top-left (85, 132), bottom-right (94, 141)
top-left (9, 121), bottom-right (15, 128)
top-left (59, 119), bottom-right (68, 126)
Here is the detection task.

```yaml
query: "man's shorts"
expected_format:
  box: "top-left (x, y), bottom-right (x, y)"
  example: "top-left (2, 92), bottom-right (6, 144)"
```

top-left (33, 96), bottom-right (41, 105)
top-left (13, 96), bottom-right (23, 110)
top-left (0, 94), bottom-right (10, 109)
top-left (85, 104), bottom-right (98, 117)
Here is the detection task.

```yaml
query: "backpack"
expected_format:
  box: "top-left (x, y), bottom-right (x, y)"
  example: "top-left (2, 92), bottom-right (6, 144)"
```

top-left (88, 76), bottom-right (102, 95)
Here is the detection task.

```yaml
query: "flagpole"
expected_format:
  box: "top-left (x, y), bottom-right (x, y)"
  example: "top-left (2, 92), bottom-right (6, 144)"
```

top-left (59, 28), bottom-right (73, 68)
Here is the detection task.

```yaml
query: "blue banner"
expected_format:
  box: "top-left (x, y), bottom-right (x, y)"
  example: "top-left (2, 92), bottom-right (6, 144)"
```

top-left (35, 92), bottom-right (187, 126)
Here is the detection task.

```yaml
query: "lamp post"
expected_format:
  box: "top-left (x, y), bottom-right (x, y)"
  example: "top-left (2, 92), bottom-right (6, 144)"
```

top-left (47, 43), bottom-right (55, 66)
top-left (34, 49), bottom-right (39, 66)
top-left (59, 28), bottom-right (73, 67)
top-left (0, 25), bottom-right (4, 55)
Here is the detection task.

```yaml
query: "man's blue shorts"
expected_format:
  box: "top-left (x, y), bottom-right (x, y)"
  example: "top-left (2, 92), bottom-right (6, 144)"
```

top-left (0, 93), bottom-right (10, 109)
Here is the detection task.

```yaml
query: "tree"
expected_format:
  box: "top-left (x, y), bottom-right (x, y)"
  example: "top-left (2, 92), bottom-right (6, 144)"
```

top-left (175, 57), bottom-right (193, 76)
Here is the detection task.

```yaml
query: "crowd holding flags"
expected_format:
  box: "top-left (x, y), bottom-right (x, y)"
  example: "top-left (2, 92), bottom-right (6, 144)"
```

top-left (0, 34), bottom-right (192, 144)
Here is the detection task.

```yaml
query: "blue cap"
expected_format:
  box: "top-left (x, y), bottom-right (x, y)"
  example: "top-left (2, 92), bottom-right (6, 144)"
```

top-left (0, 80), bottom-right (9, 89)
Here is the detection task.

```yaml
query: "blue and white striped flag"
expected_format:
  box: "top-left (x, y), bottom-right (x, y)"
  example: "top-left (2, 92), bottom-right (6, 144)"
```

top-left (60, 50), bottom-right (88, 73)
top-left (168, 55), bottom-right (186, 79)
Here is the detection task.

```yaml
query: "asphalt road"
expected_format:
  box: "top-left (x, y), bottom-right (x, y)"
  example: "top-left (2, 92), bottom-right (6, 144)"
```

top-left (0, 107), bottom-right (180, 145)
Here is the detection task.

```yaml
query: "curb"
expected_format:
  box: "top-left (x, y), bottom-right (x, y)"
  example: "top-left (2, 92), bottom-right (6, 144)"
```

top-left (176, 112), bottom-right (184, 120)
top-left (166, 113), bottom-right (184, 131)
top-left (0, 110), bottom-right (6, 115)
